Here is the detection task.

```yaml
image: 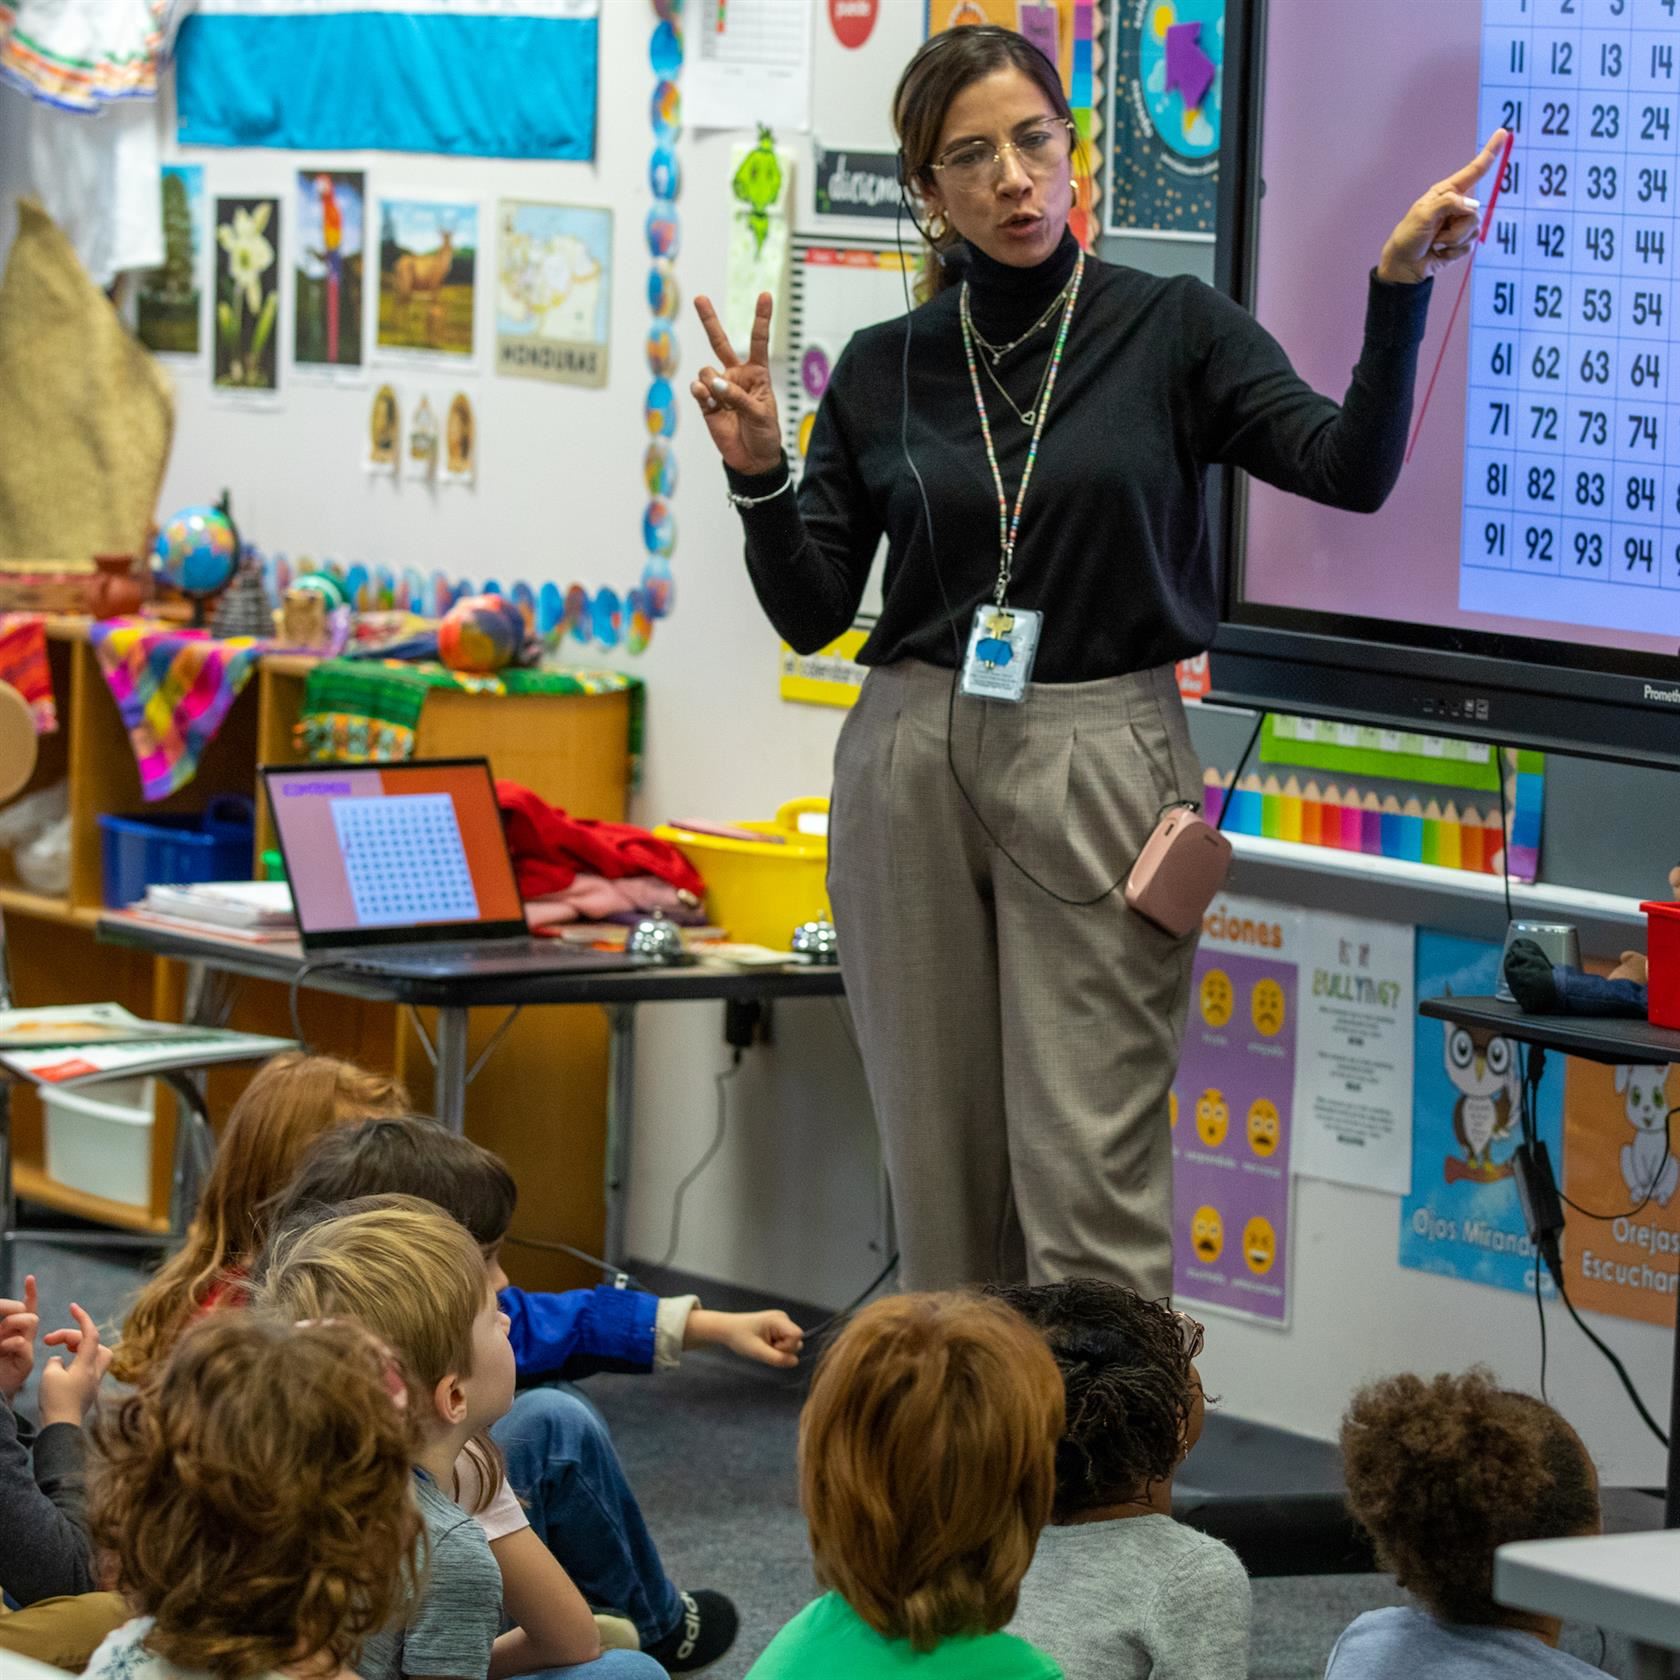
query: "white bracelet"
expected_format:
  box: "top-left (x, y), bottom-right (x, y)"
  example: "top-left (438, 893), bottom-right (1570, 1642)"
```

top-left (725, 473), bottom-right (794, 510)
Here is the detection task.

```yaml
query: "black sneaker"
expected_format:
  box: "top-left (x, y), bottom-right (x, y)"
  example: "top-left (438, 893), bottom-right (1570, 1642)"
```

top-left (644, 1589), bottom-right (738, 1674)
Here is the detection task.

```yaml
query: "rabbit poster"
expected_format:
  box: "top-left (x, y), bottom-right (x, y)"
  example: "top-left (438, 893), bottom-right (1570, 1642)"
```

top-left (1563, 988), bottom-right (1680, 1328)
top-left (376, 197), bottom-right (479, 363)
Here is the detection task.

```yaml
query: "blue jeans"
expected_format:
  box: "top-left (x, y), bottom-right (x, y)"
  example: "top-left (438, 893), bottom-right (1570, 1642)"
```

top-left (490, 1384), bottom-right (685, 1648)
top-left (530, 1656), bottom-right (664, 1679)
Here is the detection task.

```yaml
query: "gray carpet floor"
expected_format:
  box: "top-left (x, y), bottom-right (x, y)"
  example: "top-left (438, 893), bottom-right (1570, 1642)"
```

top-left (5, 1229), bottom-right (1643, 1679)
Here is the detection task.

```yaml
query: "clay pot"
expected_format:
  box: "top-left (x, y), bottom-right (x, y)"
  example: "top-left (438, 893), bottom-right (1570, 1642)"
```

top-left (87, 554), bottom-right (149, 619)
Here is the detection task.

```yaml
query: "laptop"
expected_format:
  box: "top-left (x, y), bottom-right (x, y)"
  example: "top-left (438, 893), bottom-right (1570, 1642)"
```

top-left (261, 758), bottom-right (646, 979)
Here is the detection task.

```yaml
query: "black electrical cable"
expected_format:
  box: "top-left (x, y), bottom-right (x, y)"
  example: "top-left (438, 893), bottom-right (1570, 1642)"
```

top-left (655, 1051), bottom-right (741, 1273)
top-left (287, 959), bottom-right (348, 1054)
top-left (1555, 1274), bottom-right (1669, 1448)
top-left (800, 1250), bottom-right (902, 1344)
top-left (1561, 1103), bottom-right (1676, 1223)
top-left (504, 1233), bottom-right (641, 1289)
top-left (1518, 1045), bottom-right (1550, 1402)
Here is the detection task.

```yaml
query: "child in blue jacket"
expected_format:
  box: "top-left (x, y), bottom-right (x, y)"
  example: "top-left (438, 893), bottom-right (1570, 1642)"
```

top-left (267, 1115), bottom-right (803, 1675)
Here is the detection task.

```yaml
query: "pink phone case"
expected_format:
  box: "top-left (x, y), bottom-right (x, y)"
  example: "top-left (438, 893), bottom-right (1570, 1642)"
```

top-left (1124, 807), bottom-right (1234, 938)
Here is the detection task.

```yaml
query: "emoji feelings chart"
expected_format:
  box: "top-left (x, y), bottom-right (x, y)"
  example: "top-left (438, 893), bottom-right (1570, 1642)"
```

top-left (1172, 897), bottom-right (1300, 1324)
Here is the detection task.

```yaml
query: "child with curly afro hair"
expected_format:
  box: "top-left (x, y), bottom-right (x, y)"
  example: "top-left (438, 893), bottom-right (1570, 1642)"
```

top-left (995, 1279), bottom-right (1250, 1680)
top-left (1330, 1367), bottom-right (1603, 1678)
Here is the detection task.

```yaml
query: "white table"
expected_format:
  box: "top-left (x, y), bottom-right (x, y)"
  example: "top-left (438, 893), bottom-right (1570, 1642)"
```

top-left (1497, 1531), bottom-right (1680, 1680)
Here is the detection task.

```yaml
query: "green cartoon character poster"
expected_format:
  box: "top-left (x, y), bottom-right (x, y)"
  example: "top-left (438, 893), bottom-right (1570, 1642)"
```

top-left (726, 125), bottom-right (795, 358)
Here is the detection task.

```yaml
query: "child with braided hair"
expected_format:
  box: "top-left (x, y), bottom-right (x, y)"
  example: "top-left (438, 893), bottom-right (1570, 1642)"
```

top-left (1329, 1368), bottom-right (1604, 1678)
top-left (993, 1280), bottom-right (1250, 1680)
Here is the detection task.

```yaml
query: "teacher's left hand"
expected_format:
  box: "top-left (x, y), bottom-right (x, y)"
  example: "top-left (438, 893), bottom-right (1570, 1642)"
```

top-left (1377, 128), bottom-right (1509, 285)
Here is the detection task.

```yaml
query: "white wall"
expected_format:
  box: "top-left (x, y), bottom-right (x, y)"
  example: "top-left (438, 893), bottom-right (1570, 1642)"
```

top-left (2, 3), bottom-right (1673, 1491)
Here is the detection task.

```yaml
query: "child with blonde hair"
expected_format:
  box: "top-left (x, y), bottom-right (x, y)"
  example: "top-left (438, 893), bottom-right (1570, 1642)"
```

top-left (115, 1051), bottom-right (407, 1382)
top-left (749, 1291), bottom-right (1065, 1677)
top-left (83, 1312), bottom-right (420, 1680)
top-left (256, 1197), bottom-right (662, 1680)
top-left (1330, 1368), bottom-right (1604, 1677)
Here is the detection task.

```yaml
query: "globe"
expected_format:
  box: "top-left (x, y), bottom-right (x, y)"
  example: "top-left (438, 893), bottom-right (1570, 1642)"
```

top-left (153, 504), bottom-right (239, 604)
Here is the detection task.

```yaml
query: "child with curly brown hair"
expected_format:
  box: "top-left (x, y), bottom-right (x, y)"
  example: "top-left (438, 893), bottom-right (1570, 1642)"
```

top-left (83, 1312), bottom-right (421, 1680)
top-left (1330, 1368), bottom-right (1604, 1678)
top-left (748, 1291), bottom-right (1065, 1678)
top-left (995, 1280), bottom-right (1250, 1680)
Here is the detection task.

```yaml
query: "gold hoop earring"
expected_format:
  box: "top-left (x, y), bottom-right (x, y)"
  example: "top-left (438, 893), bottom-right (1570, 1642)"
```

top-left (1070, 178), bottom-right (1080, 206)
top-left (927, 211), bottom-right (948, 242)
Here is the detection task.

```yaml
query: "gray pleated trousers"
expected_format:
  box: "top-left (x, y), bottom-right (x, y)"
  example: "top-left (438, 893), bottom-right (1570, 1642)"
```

top-left (828, 658), bottom-right (1203, 1297)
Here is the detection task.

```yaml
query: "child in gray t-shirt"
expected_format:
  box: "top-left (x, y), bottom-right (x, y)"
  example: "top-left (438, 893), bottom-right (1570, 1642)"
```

top-left (1330, 1368), bottom-right (1606, 1680)
top-left (996, 1282), bottom-right (1250, 1680)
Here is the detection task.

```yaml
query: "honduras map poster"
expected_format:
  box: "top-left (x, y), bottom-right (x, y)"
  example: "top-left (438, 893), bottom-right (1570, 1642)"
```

top-left (1172, 895), bottom-right (1299, 1326)
top-left (1399, 930), bottom-right (1564, 1297)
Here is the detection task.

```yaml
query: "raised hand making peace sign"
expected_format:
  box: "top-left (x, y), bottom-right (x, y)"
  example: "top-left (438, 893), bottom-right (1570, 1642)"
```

top-left (1376, 128), bottom-right (1510, 286)
top-left (691, 291), bottom-right (784, 478)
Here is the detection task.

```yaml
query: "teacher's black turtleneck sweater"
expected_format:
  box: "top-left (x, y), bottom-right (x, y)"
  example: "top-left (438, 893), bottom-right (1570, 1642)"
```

top-left (726, 230), bottom-right (1432, 683)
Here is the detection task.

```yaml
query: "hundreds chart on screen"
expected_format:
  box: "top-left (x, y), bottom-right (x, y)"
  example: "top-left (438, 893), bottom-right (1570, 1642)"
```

top-left (1467, 0), bottom-right (1680, 637)
top-left (331, 793), bottom-right (481, 928)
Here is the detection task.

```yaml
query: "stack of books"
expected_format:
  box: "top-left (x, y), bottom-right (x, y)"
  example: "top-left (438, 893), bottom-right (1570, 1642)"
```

top-left (126, 880), bottom-right (298, 943)
top-left (0, 1003), bottom-right (293, 1084)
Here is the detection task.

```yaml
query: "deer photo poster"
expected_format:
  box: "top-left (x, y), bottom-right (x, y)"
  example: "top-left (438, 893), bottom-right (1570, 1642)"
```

top-left (376, 197), bottom-right (479, 364)
top-left (295, 170), bottom-right (366, 376)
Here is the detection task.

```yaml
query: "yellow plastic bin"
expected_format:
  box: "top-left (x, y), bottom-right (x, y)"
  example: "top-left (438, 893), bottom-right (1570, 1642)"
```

top-left (655, 797), bottom-right (831, 949)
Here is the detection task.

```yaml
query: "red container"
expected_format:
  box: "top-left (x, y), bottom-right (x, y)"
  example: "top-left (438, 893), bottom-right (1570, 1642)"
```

top-left (1641, 901), bottom-right (1680, 1028)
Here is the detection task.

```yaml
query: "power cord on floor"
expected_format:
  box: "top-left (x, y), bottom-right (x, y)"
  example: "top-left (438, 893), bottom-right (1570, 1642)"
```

top-left (654, 1051), bottom-right (741, 1273)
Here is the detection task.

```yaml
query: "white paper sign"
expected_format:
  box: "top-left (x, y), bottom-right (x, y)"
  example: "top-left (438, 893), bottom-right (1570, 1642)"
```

top-left (1290, 913), bottom-right (1416, 1196)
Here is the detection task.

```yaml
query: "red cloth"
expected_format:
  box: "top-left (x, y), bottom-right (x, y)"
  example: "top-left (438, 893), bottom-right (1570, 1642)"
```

top-left (496, 780), bottom-right (705, 900)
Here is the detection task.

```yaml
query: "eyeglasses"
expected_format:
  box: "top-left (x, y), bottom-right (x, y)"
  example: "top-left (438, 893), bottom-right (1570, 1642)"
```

top-left (1174, 1310), bottom-right (1205, 1363)
top-left (929, 120), bottom-right (1076, 190)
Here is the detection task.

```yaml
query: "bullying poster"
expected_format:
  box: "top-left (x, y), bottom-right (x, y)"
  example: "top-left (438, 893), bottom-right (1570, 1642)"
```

top-left (1172, 894), bottom-right (1299, 1326)
top-left (1399, 931), bottom-right (1564, 1297)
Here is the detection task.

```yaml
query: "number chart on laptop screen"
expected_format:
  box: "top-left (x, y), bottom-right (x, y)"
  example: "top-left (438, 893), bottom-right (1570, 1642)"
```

top-left (267, 763), bottom-right (524, 938)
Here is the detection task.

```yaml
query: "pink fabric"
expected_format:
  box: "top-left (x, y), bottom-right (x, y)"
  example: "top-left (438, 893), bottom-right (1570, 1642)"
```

top-left (523, 873), bottom-right (700, 927)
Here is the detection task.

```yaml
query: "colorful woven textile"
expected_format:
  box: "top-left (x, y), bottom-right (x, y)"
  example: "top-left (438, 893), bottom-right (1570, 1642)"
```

top-left (91, 619), bottom-right (264, 800)
top-left (297, 658), bottom-right (645, 785)
top-left (0, 614), bottom-right (56, 732)
top-left (0, 0), bottom-right (170, 110)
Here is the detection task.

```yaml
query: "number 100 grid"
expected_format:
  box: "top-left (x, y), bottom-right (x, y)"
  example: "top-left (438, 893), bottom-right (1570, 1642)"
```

top-left (1466, 0), bottom-right (1680, 636)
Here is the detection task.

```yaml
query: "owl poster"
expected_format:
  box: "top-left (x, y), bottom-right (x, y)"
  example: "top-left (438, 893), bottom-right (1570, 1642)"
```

top-left (1399, 931), bottom-right (1564, 1297)
top-left (1171, 894), bottom-right (1299, 1326)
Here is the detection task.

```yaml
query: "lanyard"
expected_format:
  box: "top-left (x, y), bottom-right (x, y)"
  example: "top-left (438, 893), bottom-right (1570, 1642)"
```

top-left (958, 249), bottom-right (1085, 608)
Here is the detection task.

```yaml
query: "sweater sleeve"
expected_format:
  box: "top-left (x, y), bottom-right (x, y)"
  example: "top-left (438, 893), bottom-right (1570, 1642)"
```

top-left (725, 350), bottom-right (882, 655)
top-left (1192, 272), bottom-right (1432, 515)
top-left (500, 1284), bottom-right (659, 1382)
top-left (33, 1421), bottom-right (91, 1539)
top-left (1140, 1540), bottom-right (1252, 1680)
top-left (0, 1402), bottom-right (95, 1605)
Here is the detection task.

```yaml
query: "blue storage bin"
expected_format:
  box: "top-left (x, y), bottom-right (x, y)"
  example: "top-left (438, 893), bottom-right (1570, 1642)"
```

top-left (99, 795), bottom-right (255, 908)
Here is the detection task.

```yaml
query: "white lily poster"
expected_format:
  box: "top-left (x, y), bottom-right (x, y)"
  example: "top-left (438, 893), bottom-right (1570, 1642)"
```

top-left (213, 195), bottom-right (281, 394)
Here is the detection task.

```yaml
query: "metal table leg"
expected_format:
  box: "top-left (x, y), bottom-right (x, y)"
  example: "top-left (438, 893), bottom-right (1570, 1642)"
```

top-left (604, 1003), bottom-right (636, 1268)
top-left (435, 1007), bottom-right (470, 1134)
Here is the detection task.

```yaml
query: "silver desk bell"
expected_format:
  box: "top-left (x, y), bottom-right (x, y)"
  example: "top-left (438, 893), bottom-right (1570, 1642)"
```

top-left (790, 913), bottom-right (840, 965)
top-left (627, 913), bottom-right (686, 964)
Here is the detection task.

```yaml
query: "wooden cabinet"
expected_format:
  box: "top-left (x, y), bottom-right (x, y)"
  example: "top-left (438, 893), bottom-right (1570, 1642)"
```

top-left (8, 620), bottom-right (628, 1289)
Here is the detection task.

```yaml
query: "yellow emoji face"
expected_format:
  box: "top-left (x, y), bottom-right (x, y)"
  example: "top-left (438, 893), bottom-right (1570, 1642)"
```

top-left (1195, 1088), bottom-right (1229, 1149)
top-left (1243, 1215), bottom-right (1277, 1275)
top-left (1169, 1088), bottom-right (1180, 1129)
top-left (1200, 968), bottom-right (1234, 1028)
top-left (1247, 1098), bottom-right (1280, 1157)
top-left (1191, 1204), bottom-right (1224, 1264)
top-left (1251, 978), bottom-right (1286, 1037)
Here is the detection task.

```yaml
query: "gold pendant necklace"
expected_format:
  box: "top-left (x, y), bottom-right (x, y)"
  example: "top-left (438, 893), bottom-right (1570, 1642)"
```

top-left (969, 277), bottom-right (1075, 366)
top-left (978, 302), bottom-right (1065, 424)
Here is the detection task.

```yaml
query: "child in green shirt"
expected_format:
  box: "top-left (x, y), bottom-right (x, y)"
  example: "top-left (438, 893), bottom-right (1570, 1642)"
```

top-left (747, 1292), bottom-right (1065, 1679)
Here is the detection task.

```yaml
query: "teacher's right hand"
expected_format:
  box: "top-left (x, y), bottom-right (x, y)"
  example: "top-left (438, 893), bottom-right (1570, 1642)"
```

top-left (692, 291), bottom-right (784, 477)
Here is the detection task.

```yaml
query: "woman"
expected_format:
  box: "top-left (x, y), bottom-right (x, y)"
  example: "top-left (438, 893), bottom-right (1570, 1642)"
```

top-left (692, 25), bottom-right (1502, 1294)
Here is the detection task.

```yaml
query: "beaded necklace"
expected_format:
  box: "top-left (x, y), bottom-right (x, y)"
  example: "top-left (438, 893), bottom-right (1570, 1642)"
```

top-left (958, 249), bottom-right (1085, 608)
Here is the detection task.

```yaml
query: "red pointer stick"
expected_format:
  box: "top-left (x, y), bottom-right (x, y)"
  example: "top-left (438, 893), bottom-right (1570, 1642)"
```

top-left (1405, 129), bottom-right (1517, 465)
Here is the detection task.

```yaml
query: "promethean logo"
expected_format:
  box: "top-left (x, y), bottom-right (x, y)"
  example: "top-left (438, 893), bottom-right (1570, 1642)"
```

top-left (1644, 684), bottom-right (1680, 705)
top-left (282, 780), bottom-right (354, 796)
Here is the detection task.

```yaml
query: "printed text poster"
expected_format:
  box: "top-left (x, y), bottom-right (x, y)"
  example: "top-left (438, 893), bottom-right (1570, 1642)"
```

top-left (1173, 895), bottom-right (1299, 1325)
top-left (1399, 931), bottom-right (1564, 1297)
top-left (1292, 914), bottom-right (1416, 1195)
top-left (1562, 979), bottom-right (1679, 1327)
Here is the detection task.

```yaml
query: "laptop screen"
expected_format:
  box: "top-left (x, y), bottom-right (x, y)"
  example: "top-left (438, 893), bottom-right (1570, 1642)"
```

top-left (263, 759), bottom-right (526, 946)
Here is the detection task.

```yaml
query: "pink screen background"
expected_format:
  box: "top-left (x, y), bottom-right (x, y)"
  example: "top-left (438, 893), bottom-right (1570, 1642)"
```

top-left (1243, 0), bottom-right (1678, 658)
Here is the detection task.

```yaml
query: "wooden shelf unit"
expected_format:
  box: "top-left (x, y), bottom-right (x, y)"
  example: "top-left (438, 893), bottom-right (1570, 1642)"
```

top-left (7, 620), bottom-right (630, 1289)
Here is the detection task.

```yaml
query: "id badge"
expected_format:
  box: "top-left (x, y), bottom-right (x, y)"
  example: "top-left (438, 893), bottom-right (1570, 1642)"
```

top-left (959, 605), bottom-right (1042, 703)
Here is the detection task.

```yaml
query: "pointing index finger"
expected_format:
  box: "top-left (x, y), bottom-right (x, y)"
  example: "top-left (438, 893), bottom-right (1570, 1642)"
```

top-left (1445, 128), bottom-right (1511, 195)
